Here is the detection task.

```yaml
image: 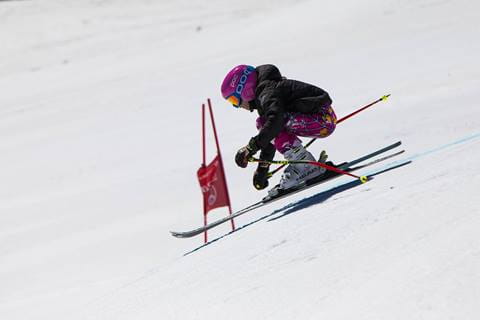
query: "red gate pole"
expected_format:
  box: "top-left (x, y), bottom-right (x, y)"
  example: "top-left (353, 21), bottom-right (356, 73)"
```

top-left (202, 103), bottom-right (206, 167)
top-left (201, 103), bottom-right (208, 243)
top-left (207, 98), bottom-right (235, 231)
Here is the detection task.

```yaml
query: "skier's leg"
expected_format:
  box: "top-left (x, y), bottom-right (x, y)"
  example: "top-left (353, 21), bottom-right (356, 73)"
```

top-left (256, 117), bottom-right (325, 194)
top-left (256, 117), bottom-right (302, 154)
top-left (284, 105), bottom-right (337, 139)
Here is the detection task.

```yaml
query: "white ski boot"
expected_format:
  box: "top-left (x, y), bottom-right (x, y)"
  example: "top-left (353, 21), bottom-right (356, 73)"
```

top-left (268, 145), bottom-right (326, 197)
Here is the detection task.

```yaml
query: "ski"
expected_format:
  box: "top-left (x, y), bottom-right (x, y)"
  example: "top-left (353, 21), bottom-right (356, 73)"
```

top-left (337, 140), bottom-right (401, 169)
top-left (171, 141), bottom-right (403, 239)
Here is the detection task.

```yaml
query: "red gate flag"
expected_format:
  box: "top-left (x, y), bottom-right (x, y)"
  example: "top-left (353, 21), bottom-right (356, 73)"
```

top-left (198, 99), bottom-right (234, 243)
top-left (197, 155), bottom-right (229, 214)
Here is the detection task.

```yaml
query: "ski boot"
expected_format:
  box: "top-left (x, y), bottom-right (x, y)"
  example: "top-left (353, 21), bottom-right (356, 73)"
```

top-left (267, 145), bottom-right (327, 198)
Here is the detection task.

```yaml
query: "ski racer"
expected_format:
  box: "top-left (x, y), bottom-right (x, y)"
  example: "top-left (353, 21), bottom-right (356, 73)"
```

top-left (221, 64), bottom-right (337, 196)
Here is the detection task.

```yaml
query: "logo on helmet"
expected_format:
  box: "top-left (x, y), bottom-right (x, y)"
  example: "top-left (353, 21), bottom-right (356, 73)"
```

top-left (235, 67), bottom-right (254, 96)
top-left (230, 74), bottom-right (238, 88)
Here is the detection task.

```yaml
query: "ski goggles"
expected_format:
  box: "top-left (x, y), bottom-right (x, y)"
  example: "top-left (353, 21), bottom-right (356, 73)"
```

top-left (226, 92), bottom-right (242, 108)
top-left (226, 66), bottom-right (255, 108)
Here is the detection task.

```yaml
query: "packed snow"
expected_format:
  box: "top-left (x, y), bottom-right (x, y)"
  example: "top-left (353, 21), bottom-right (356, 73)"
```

top-left (1, 0), bottom-right (479, 319)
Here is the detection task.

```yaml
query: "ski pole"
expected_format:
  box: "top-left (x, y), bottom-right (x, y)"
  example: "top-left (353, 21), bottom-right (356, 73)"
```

top-left (337, 94), bottom-right (390, 124)
top-left (250, 158), bottom-right (369, 184)
top-left (269, 94), bottom-right (391, 177)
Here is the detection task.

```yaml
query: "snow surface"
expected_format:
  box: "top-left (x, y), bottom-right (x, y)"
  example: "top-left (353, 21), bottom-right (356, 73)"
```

top-left (1, 0), bottom-right (479, 319)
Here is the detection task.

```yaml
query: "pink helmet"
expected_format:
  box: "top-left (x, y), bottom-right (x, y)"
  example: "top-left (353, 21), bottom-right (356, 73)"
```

top-left (221, 65), bottom-right (257, 107)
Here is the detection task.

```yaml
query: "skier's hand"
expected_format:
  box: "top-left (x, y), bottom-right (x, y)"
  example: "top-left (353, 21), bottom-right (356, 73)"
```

top-left (235, 138), bottom-right (259, 168)
top-left (253, 164), bottom-right (270, 190)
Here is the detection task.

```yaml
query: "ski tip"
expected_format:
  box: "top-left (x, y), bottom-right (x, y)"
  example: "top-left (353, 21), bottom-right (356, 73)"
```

top-left (382, 94), bottom-right (391, 101)
top-left (170, 231), bottom-right (183, 238)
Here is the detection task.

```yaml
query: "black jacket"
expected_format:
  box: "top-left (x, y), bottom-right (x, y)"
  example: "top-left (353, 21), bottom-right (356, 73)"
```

top-left (251, 64), bottom-right (332, 152)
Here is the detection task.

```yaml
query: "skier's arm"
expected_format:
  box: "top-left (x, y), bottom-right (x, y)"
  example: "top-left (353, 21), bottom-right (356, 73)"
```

top-left (259, 142), bottom-right (275, 162)
top-left (251, 92), bottom-right (286, 149)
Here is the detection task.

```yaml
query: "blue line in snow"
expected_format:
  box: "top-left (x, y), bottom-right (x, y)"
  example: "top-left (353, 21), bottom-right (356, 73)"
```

top-left (363, 131), bottom-right (480, 176)
top-left (404, 131), bottom-right (480, 161)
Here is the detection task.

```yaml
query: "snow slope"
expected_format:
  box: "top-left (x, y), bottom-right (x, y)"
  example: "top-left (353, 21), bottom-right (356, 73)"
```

top-left (1, 0), bottom-right (479, 319)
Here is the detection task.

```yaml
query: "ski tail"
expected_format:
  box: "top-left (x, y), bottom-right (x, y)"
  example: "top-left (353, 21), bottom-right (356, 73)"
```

top-left (338, 141), bottom-right (401, 169)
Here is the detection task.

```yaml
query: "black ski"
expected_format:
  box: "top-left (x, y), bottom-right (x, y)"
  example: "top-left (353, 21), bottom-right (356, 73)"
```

top-left (171, 141), bottom-right (403, 239)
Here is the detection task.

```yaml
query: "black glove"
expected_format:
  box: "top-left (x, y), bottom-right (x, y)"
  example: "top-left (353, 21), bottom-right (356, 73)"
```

top-left (235, 137), bottom-right (260, 168)
top-left (253, 163), bottom-right (270, 190)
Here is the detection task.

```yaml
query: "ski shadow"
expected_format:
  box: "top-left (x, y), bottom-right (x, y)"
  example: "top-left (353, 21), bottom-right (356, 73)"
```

top-left (269, 161), bottom-right (412, 221)
top-left (184, 161), bottom-right (411, 256)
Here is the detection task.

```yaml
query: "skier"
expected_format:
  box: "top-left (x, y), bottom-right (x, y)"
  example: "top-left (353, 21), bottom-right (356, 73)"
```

top-left (221, 64), bottom-right (337, 196)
